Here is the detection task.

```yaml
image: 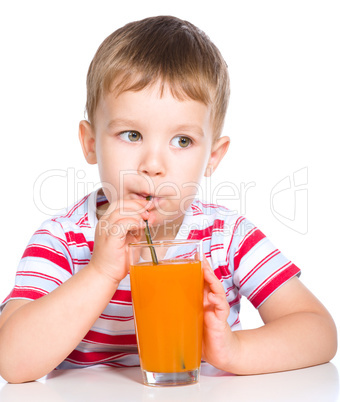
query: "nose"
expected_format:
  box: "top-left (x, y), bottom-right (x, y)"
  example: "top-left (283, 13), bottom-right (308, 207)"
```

top-left (138, 144), bottom-right (166, 177)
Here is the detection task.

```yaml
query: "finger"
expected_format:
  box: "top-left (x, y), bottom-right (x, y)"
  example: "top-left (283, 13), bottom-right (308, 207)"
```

top-left (113, 218), bottom-right (146, 238)
top-left (202, 255), bottom-right (214, 271)
top-left (96, 217), bottom-right (146, 241)
top-left (101, 205), bottom-right (150, 226)
top-left (126, 228), bottom-right (143, 244)
top-left (103, 199), bottom-right (150, 218)
top-left (203, 266), bottom-right (226, 297)
top-left (125, 233), bottom-right (142, 254)
top-left (207, 291), bottom-right (229, 323)
top-left (207, 290), bottom-right (229, 311)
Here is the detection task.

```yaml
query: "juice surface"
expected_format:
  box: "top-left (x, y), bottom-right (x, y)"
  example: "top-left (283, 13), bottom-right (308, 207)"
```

top-left (130, 259), bottom-right (203, 373)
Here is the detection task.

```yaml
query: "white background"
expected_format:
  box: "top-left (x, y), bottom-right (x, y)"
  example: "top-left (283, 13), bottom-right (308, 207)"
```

top-left (0, 0), bottom-right (339, 363)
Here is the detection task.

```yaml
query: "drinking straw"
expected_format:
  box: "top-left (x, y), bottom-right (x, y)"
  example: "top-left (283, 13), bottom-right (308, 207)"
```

top-left (144, 196), bottom-right (158, 264)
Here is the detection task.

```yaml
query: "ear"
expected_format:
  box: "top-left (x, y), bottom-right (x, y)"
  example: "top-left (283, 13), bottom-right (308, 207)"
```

top-left (78, 120), bottom-right (97, 164)
top-left (204, 136), bottom-right (230, 177)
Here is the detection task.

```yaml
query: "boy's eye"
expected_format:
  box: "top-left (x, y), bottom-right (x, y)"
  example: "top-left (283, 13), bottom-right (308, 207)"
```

top-left (119, 131), bottom-right (142, 142)
top-left (171, 136), bottom-right (192, 148)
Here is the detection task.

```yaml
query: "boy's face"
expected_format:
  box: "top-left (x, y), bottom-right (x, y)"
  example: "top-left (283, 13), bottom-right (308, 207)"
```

top-left (79, 81), bottom-right (229, 235)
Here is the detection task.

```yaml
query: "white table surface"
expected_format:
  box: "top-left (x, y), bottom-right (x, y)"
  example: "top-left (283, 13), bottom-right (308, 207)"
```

top-left (1, 358), bottom-right (339, 402)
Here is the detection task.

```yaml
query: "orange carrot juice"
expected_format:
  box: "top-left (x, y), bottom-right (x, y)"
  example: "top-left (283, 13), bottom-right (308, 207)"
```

top-left (130, 259), bottom-right (203, 373)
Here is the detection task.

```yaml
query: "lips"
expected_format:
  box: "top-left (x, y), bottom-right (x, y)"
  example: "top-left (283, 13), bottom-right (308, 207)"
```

top-left (138, 193), bottom-right (152, 200)
top-left (131, 192), bottom-right (164, 207)
top-left (133, 193), bottom-right (153, 200)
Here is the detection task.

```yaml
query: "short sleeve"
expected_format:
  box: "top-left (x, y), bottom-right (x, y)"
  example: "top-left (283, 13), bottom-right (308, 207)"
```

top-left (1, 220), bottom-right (73, 311)
top-left (230, 218), bottom-right (301, 308)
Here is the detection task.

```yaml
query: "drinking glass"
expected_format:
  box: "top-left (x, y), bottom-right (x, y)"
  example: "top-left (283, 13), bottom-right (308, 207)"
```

top-left (129, 240), bottom-right (203, 386)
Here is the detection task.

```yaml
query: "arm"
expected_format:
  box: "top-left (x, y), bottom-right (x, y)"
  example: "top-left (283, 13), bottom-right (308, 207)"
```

top-left (0, 264), bottom-right (119, 383)
top-left (202, 260), bottom-right (337, 375)
top-left (0, 199), bottom-right (150, 384)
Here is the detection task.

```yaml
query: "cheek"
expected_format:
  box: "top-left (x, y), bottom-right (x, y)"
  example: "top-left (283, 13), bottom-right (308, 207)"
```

top-left (100, 177), bottom-right (120, 204)
top-left (175, 156), bottom-right (207, 183)
top-left (166, 151), bottom-right (208, 199)
top-left (175, 154), bottom-right (209, 206)
top-left (96, 156), bottom-right (121, 203)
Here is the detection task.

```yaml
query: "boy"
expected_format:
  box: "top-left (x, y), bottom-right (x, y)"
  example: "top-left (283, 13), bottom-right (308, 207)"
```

top-left (0, 16), bottom-right (337, 383)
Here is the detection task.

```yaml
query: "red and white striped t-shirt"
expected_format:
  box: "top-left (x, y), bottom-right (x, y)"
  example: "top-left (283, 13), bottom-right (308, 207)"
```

top-left (1, 190), bottom-right (300, 369)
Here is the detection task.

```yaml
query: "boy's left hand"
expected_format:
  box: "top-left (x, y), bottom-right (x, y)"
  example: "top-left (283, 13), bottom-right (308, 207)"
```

top-left (202, 257), bottom-right (239, 370)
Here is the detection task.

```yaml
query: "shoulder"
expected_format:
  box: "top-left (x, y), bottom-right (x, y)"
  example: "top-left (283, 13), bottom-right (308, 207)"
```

top-left (51, 193), bottom-right (93, 229)
top-left (187, 199), bottom-right (267, 258)
top-left (22, 193), bottom-right (97, 276)
top-left (33, 193), bottom-right (96, 250)
top-left (188, 199), bottom-right (253, 237)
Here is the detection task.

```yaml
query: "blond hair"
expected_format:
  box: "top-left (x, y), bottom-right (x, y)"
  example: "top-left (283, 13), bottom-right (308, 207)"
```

top-left (86, 16), bottom-right (230, 138)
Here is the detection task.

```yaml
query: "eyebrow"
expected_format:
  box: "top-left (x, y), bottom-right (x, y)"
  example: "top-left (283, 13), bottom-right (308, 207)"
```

top-left (175, 125), bottom-right (205, 137)
top-left (107, 118), bottom-right (139, 129)
top-left (107, 119), bottom-right (205, 137)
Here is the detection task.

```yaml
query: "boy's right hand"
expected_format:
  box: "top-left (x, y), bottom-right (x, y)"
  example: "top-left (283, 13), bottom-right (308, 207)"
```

top-left (88, 199), bottom-right (151, 285)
